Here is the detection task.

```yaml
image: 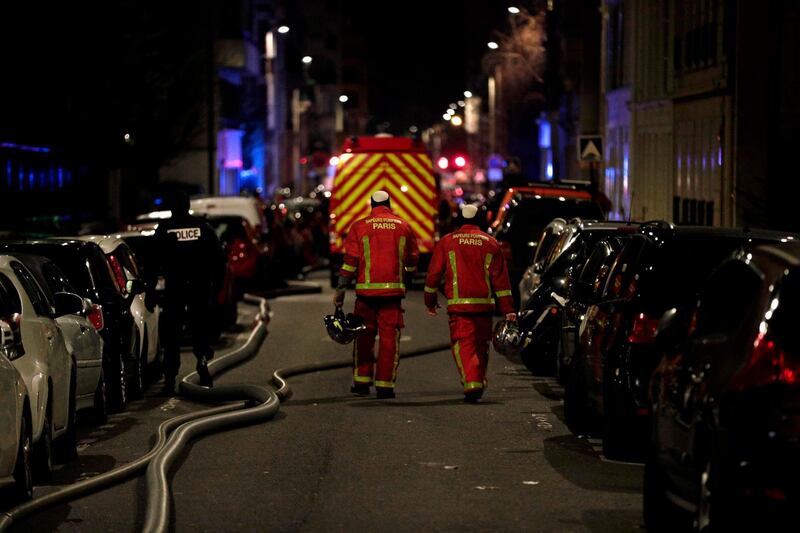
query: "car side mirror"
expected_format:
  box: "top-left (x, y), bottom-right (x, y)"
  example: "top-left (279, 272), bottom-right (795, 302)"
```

top-left (0, 316), bottom-right (25, 360)
top-left (126, 279), bottom-right (145, 295)
top-left (54, 292), bottom-right (86, 317)
top-left (82, 297), bottom-right (94, 315)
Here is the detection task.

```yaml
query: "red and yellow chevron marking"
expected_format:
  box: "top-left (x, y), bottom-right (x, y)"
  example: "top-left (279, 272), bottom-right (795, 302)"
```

top-left (330, 152), bottom-right (438, 253)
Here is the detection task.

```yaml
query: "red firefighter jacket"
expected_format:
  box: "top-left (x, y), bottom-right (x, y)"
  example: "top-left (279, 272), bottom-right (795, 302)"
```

top-left (339, 206), bottom-right (419, 298)
top-left (424, 224), bottom-right (514, 314)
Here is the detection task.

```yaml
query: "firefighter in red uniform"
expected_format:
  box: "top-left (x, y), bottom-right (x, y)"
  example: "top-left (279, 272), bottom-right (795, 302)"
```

top-left (334, 191), bottom-right (419, 399)
top-left (424, 204), bottom-right (516, 403)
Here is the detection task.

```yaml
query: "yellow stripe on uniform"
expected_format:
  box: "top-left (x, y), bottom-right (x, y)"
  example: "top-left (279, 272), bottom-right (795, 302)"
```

top-left (362, 236), bottom-right (371, 284)
top-left (398, 236), bottom-right (406, 278)
top-left (424, 286), bottom-right (438, 293)
top-left (484, 253), bottom-right (493, 299)
top-left (448, 251), bottom-right (459, 300)
top-left (495, 290), bottom-right (512, 297)
top-left (341, 263), bottom-right (357, 272)
top-left (453, 342), bottom-right (466, 386)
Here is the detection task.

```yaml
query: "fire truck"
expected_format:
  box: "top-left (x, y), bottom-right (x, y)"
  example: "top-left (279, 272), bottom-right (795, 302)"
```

top-left (328, 135), bottom-right (439, 287)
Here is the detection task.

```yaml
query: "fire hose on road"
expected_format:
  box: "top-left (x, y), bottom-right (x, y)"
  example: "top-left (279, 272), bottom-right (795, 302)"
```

top-left (0, 293), bottom-right (451, 533)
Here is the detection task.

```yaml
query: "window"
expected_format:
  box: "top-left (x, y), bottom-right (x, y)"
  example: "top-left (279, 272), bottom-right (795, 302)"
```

top-left (695, 261), bottom-right (763, 338)
top-left (42, 262), bottom-right (77, 295)
top-left (0, 273), bottom-right (22, 317)
top-left (11, 262), bottom-right (51, 316)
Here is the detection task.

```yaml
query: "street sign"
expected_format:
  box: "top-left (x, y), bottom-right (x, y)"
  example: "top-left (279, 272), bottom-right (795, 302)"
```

top-left (577, 135), bottom-right (603, 162)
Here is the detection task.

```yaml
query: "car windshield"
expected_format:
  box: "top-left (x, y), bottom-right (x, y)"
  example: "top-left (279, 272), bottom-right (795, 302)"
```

top-left (503, 197), bottom-right (603, 245)
top-left (770, 269), bottom-right (800, 359)
top-left (638, 237), bottom-right (751, 314)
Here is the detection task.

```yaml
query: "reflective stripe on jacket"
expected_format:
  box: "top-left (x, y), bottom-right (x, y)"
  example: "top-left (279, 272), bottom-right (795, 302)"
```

top-left (424, 224), bottom-right (514, 314)
top-left (339, 206), bottom-right (420, 298)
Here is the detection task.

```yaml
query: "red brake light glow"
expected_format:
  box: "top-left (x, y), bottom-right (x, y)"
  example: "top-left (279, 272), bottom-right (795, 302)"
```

top-left (88, 303), bottom-right (104, 331)
top-left (627, 313), bottom-right (660, 344)
top-left (108, 255), bottom-right (127, 294)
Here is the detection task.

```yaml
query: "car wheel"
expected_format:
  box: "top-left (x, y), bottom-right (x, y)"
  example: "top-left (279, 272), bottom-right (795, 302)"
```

top-left (106, 352), bottom-right (127, 414)
top-left (92, 371), bottom-right (108, 425)
top-left (32, 405), bottom-right (53, 482)
top-left (10, 412), bottom-right (33, 504)
top-left (53, 369), bottom-right (78, 463)
top-left (564, 354), bottom-right (594, 435)
top-left (643, 451), bottom-right (683, 532)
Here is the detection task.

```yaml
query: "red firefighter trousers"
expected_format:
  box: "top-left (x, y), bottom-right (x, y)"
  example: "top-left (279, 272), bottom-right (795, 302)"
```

top-left (353, 297), bottom-right (404, 389)
top-left (448, 313), bottom-right (493, 392)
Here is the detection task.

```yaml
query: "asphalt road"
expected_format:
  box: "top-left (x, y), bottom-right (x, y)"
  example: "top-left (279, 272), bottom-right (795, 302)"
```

top-left (12, 273), bottom-right (644, 532)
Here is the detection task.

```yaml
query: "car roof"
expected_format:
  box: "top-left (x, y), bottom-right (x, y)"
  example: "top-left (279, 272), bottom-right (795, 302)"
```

top-left (74, 234), bottom-right (126, 254)
top-left (752, 242), bottom-right (800, 267)
top-left (503, 185), bottom-right (592, 202)
top-left (0, 238), bottom-right (102, 254)
top-left (639, 223), bottom-right (798, 242)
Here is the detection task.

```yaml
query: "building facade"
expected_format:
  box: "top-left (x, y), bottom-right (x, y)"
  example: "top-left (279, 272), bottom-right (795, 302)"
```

top-left (600, 0), bottom-right (798, 230)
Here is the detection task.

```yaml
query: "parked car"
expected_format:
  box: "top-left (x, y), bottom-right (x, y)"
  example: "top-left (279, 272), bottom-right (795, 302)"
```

top-left (0, 316), bottom-right (33, 504)
top-left (564, 224), bottom-right (790, 460)
top-left (518, 217), bottom-right (568, 308)
top-left (12, 253), bottom-right (106, 421)
top-left (0, 240), bottom-right (138, 413)
top-left (189, 195), bottom-right (267, 238)
top-left (205, 215), bottom-right (265, 293)
top-left (488, 184), bottom-right (605, 305)
top-left (517, 221), bottom-right (637, 378)
top-left (119, 230), bottom-right (237, 341)
top-left (76, 235), bottom-right (160, 392)
top-left (646, 241), bottom-right (800, 531)
top-left (0, 255), bottom-right (77, 478)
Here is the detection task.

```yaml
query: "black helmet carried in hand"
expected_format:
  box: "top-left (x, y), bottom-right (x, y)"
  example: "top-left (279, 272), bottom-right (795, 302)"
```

top-left (492, 318), bottom-right (529, 356)
top-left (324, 306), bottom-right (366, 344)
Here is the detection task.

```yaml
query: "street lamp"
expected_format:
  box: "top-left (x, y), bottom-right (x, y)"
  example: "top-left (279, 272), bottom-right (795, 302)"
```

top-left (464, 90), bottom-right (473, 98)
top-left (508, 6), bottom-right (520, 14)
top-left (339, 94), bottom-right (349, 103)
top-left (442, 113), bottom-right (452, 121)
top-left (302, 55), bottom-right (313, 64)
top-left (277, 25), bottom-right (290, 34)
top-left (446, 109), bottom-right (455, 116)
top-left (451, 116), bottom-right (463, 127)
top-left (487, 41), bottom-right (499, 50)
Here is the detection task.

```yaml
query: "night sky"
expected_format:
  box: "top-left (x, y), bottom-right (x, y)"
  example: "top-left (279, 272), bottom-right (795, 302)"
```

top-left (346, 0), bottom-right (509, 130)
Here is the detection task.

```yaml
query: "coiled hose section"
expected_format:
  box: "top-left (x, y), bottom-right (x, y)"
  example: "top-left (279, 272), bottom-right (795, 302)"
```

top-left (0, 293), bottom-right (451, 533)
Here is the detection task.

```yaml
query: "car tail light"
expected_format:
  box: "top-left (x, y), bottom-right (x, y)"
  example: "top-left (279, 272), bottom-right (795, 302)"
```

top-left (500, 240), bottom-right (512, 261)
top-left (108, 255), bottom-right (127, 294)
top-left (88, 304), bottom-right (104, 331)
top-left (731, 333), bottom-right (798, 391)
top-left (627, 313), bottom-right (660, 344)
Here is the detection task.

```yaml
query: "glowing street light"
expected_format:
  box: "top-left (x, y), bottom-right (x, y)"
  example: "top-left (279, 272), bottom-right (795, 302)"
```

top-left (508, 6), bottom-right (520, 14)
top-left (442, 113), bottom-right (452, 121)
top-left (487, 41), bottom-right (499, 50)
top-left (457, 100), bottom-right (466, 107)
top-left (451, 116), bottom-right (463, 127)
top-left (464, 90), bottom-right (473, 98)
top-left (338, 94), bottom-right (349, 103)
top-left (277, 25), bottom-right (290, 34)
top-left (302, 55), bottom-right (313, 64)
top-left (448, 103), bottom-right (457, 110)
top-left (446, 109), bottom-right (455, 116)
